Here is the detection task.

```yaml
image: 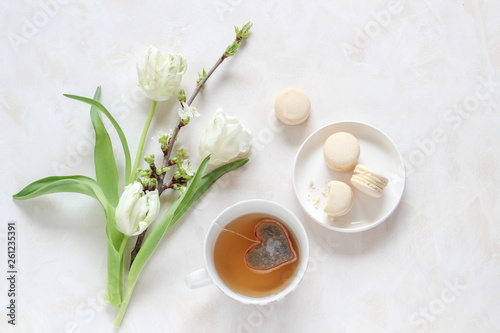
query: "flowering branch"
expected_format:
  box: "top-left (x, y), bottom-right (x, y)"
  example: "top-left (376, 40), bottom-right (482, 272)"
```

top-left (129, 21), bottom-right (253, 266)
top-left (157, 22), bottom-right (252, 192)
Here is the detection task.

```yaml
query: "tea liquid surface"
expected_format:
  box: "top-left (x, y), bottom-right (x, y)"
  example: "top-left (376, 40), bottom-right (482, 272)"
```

top-left (213, 214), bottom-right (300, 297)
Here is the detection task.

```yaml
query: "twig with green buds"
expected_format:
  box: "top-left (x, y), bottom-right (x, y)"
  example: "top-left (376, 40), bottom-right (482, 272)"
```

top-left (129, 21), bottom-right (253, 266)
top-left (157, 21), bottom-right (252, 195)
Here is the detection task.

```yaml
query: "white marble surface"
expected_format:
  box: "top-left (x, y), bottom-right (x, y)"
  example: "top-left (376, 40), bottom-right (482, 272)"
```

top-left (2, 0), bottom-right (500, 332)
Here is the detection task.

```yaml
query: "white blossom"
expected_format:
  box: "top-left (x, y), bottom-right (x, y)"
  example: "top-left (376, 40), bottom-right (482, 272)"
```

top-left (177, 102), bottom-right (200, 120)
top-left (181, 160), bottom-right (194, 176)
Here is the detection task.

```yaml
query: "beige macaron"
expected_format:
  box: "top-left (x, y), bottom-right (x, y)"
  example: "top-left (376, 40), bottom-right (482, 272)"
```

top-left (323, 181), bottom-right (354, 217)
top-left (350, 164), bottom-right (389, 198)
top-left (323, 132), bottom-right (360, 172)
top-left (274, 88), bottom-right (311, 125)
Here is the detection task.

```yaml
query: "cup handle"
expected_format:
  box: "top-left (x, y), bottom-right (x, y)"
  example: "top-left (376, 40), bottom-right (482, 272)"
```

top-left (185, 268), bottom-right (213, 289)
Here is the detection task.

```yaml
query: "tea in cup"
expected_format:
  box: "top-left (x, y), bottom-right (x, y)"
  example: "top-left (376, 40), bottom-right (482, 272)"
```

top-left (185, 199), bottom-right (309, 305)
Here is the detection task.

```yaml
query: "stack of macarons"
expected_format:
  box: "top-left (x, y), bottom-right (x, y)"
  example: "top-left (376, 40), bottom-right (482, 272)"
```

top-left (323, 131), bottom-right (389, 218)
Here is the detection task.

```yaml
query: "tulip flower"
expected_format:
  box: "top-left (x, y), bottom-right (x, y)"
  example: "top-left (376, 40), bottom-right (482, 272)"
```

top-left (115, 182), bottom-right (160, 236)
top-left (199, 109), bottom-right (252, 165)
top-left (137, 46), bottom-right (187, 101)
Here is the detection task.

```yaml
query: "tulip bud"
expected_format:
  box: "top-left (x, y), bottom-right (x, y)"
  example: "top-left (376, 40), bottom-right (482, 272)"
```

top-left (115, 182), bottom-right (160, 236)
top-left (137, 46), bottom-right (187, 101)
top-left (199, 109), bottom-right (252, 165)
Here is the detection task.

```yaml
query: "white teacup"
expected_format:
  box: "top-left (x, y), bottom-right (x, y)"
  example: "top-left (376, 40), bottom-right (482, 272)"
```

top-left (185, 199), bottom-right (310, 305)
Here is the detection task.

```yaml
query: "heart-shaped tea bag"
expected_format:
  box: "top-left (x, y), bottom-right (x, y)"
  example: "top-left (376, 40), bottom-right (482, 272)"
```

top-left (245, 219), bottom-right (297, 273)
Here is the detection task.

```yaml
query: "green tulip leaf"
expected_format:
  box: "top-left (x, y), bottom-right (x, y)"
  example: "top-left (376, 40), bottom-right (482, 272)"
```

top-left (65, 89), bottom-right (128, 305)
top-left (12, 175), bottom-right (111, 212)
top-left (104, 209), bottom-right (126, 307)
top-left (88, 87), bottom-right (127, 306)
top-left (89, 87), bottom-right (119, 206)
top-left (64, 93), bottom-right (132, 184)
top-left (174, 157), bottom-right (249, 219)
top-left (13, 172), bottom-right (125, 307)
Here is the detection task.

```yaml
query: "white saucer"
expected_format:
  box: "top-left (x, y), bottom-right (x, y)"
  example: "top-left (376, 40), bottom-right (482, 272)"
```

top-left (293, 121), bottom-right (405, 232)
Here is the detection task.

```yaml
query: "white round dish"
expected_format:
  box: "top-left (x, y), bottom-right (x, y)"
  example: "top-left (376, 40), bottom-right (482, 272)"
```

top-left (293, 121), bottom-right (405, 232)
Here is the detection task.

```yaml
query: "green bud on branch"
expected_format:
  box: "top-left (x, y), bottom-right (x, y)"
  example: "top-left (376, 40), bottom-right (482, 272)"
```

top-left (176, 147), bottom-right (188, 160)
top-left (197, 69), bottom-right (207, 86)
top-left (235, 22), bottom-right (253, 40)
top-left (158, 131), bottom-right (173, 152)
top-left (139, 168), bottom-right (152, 178)
top-left (224, 41), bottom-right (240, 58)
top-left (223, 21), bottom-right (252, 58)
top-left (144, 154), bottom-right (155, 165)
top-left (178, 90), bottom-right (186, 103)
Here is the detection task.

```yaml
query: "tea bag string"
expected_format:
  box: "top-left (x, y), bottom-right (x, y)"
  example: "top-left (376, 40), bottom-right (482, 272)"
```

top-left (213, 221), bottom-right (260, 243)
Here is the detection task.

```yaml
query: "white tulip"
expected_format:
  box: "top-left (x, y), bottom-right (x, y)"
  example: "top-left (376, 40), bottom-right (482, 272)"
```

top-left (199, 109), bottom-right (252, 165)
top-left (115, 182), bottom-right (160, 236)
top-left (137, 46), bottom-right (187, 101)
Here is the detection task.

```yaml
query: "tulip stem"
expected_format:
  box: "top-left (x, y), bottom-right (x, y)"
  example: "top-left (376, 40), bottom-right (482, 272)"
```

top-left (119, 235), bottom-right (130, 254)
top-left (118, 235), bottom-right (129, 297)
top-left (128, 100), bottom-right (158, 185)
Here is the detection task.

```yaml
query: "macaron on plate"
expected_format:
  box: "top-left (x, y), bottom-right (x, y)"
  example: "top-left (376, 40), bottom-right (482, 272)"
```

top-left (293, 121), bottom-right (405, 232)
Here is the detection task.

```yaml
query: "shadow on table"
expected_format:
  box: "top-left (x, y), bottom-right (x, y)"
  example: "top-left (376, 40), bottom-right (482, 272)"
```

top-left (280, 115), bottom-right (312, 147)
